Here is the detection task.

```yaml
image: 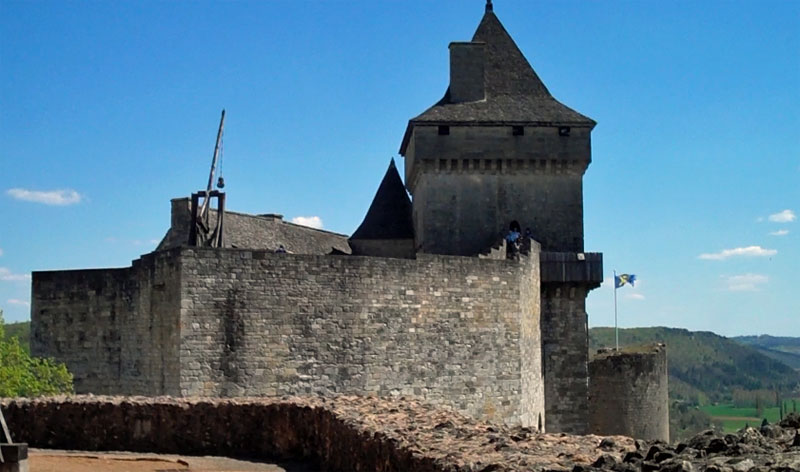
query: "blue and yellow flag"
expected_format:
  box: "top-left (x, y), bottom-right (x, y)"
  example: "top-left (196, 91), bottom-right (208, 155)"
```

top-left (615, 274), bottom-right (636, 288)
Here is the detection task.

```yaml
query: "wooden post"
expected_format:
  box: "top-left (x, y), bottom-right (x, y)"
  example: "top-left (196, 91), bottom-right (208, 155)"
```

top-left (0, 407), bottom-right (11, 443)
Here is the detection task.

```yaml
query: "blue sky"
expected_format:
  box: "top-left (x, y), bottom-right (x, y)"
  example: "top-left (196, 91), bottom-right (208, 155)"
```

top-left (1, 1), bottom-right (797, 335)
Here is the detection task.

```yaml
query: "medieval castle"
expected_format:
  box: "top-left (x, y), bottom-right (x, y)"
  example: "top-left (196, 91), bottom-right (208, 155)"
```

top-left (30, 3), bottom-right (668, 440)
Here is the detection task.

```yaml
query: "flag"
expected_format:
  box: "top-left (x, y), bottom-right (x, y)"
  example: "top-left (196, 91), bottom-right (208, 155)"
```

top-left (615, 273), bottom-right (636, 288)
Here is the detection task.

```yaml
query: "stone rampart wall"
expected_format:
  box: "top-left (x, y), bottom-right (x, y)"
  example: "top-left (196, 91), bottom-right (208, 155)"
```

top-left (31, 250), bottom-right (182, 395)
top-left (179, 247), bottom-right (544, 426)
top-left (0, 396), bottom-right (640, 472)
top-left (588, 344), bottom-right (669, 441)
top-left (32, 247), bottom-right (544, 427)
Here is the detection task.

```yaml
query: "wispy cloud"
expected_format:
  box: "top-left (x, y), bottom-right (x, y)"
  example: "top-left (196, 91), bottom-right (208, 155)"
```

top-left (6, 188), bottom-right (82, 206)
top-left (6, 298), bottom-right (30, 307)
top-left (768, 209), bottom-right (796, 223)
top-left (698, 246), bottom-right (777, 260)
top-left (625, 293), bottom-right (645, 300)
top-left (106, 237), bottom-right (161, 247)
top-left (291, 216), bottom-right (323, 229)
top-left (0, 267), bottom-right (30, 282)
top-left (724, 273), bottom-right (768, 292)
top-left (769, 229), bottom-right (789, 236)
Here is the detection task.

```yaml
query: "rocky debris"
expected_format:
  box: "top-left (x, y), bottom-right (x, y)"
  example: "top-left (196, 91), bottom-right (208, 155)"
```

top-left (2, 396), bottom-right (800, 471)
top-left (586, 413), bottom-right (800, 472)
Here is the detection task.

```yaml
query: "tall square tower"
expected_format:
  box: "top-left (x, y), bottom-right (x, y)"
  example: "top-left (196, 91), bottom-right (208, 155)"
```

top-left (400, 3), bottom-right (603, 434)
top-left (400, 5), bottom-right (595, 256)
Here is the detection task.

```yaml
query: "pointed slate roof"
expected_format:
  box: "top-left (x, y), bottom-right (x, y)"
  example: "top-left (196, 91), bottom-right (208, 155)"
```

top-left (350, 159), bottom-right (414, 240)
top-left (400, 8), bottom-right (595, 154)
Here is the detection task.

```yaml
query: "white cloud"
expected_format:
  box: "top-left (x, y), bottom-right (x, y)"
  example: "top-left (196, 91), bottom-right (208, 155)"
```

top-left (768, 209), bottom-right (796, 223)
top-left (291, 216), bottom-right (323, 229)
top-left (6, 299), bottom-right (30, 307)
top-left (769, 229), bottom-right (789, 236)
top-left (625, 293), bottom-right (645, 300)
top-left (0, 267), bottom-right (30, 282)
top-left (698, 246), bottom-right (777, 260)
top-left (724, 273), bottom-right (768, 292)
top-left (6, 188), bottom-right (82, 206)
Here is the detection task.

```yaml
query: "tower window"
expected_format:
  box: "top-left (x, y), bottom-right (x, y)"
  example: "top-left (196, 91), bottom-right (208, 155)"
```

top-left (438, 125), bottom-right (450, 135)
top-left (512, 126), bottom-right (524, 136)
top-left (558, 126), bottom-right (571, 136)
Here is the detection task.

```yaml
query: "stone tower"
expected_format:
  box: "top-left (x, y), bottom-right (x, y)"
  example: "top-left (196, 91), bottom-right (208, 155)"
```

top-left (399, 3), bottom-right (602, 433)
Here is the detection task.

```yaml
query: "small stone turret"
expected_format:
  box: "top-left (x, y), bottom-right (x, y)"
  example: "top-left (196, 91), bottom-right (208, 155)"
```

top-left (588, 343), bottom-right (670, 442)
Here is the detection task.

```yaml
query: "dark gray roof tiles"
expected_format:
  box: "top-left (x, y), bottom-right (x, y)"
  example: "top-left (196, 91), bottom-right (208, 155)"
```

top-left (350, 159), bottom-right (414, 240)
top-left (400, 10), bottom-right (594, 154)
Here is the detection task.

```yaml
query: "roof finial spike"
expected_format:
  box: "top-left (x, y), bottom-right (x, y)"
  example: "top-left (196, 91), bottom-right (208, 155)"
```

top-left (486, 0), bottom-right (493, 12)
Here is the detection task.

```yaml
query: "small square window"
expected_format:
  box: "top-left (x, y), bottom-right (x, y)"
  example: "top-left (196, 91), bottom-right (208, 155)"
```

top-left (558, 126), bottom-right (571, 136)
top-left (438, 125), bottom-right (450, 135)
top-left (512, 126), bottom-right (524, 136)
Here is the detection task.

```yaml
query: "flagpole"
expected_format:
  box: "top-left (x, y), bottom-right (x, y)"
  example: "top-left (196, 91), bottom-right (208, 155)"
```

top-left (613, 269), bottom-right (619, 351)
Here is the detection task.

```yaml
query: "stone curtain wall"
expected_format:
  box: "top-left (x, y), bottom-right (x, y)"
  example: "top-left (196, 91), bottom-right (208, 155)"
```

top-left (179, 248), bottom-right (544, 426)
top-left (32, 250), bottom-right (182, 395)
top-left (588, 344), bottom-right (670, 442)
top-left (540, 284), bottom-right (590, 434)
top-left (32, 268), bottom-right (129, 393)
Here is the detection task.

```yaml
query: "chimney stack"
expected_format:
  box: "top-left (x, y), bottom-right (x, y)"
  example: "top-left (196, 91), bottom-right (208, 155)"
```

top-left (448, 41), bottom-right (486, 103)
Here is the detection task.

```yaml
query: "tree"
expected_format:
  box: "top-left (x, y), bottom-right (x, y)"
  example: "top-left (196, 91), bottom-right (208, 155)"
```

top-left (0, 310), bottom-right (73, 397)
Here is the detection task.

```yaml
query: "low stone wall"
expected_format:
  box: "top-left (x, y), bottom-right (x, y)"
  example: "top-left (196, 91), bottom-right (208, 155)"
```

top-left (0, 395), bottom-right (636, 472)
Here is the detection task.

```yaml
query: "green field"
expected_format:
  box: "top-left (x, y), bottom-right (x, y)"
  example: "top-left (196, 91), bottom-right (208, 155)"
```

top-left (700, 400), bottom-right (800, 432)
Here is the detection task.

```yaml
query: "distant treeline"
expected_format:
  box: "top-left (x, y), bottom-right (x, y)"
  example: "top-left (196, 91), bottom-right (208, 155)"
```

top-left (589, 327), bottom-right (800, 404)
top-left (1, 321), bottom-right (30, 353)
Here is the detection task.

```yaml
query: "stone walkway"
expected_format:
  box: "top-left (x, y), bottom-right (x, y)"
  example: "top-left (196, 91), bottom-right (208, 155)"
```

top-left (29, 449), bottom-right (320, 472)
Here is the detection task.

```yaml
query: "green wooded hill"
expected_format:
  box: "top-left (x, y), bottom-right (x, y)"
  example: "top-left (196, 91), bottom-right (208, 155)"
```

top-left (590, 327), bottom-right (800, 404)
top-left (2, 321), bottom-right (30, 353)
top-left (732, 335), bottom-right (800, 370)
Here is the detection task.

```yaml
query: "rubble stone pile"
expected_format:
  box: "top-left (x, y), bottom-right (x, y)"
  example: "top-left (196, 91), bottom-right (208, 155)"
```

top-left (577, 414), bottom-right (800, 472)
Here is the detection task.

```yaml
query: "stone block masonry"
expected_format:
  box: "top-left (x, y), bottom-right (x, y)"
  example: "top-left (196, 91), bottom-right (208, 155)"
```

top-left (32, 250), bottom-right (182, 396)
top-left (180, 247), bottom-right (544, 426)
top-left (32, 247), bottom-right (545, 427)
top-left (541, 284), bottom-right (591, 434)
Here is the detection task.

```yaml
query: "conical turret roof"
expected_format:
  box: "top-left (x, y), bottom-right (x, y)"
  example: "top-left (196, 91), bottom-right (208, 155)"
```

top-left (350, 159), bottom-right (414, 240)
top-left (401, 8), bottom-right (594, 153)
